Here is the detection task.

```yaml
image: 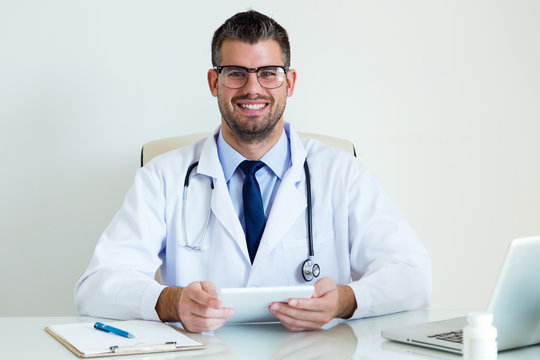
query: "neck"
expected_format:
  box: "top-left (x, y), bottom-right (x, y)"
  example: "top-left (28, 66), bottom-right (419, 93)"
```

top-left (221, 120), bottom-right (283, 160)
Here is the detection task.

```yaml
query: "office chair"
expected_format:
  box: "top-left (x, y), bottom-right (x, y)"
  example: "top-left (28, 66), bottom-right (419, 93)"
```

top-left (141, 132), bottom-right (356, 167)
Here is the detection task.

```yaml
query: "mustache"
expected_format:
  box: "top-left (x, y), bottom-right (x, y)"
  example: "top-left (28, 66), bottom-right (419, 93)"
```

top-left (232, 96), bottom-right (272, 103)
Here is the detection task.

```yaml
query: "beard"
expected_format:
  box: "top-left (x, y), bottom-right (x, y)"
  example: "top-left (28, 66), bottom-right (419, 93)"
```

top-left (217, 93), bottom-right (286, 143)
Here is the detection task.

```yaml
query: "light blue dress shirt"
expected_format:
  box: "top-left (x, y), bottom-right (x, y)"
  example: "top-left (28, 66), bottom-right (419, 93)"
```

top-left (216, 129), bottom-right (291, 234)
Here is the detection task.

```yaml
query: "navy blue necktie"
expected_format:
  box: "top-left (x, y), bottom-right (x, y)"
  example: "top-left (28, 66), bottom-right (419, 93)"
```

top-left (239, 160), bottom-right (266, 264)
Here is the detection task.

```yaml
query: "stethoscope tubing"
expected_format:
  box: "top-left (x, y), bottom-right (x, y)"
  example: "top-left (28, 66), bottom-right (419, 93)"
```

top-left (182, 161), bottom-right (213, 250)
top-left (303, 161), bottom-right (314, 257)
top-left (182, 159), bottom-right (319, 281)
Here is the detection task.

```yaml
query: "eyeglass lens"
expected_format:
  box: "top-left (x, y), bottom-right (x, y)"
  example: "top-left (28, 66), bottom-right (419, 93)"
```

top-left (220, 67), bottom-right (286, 89)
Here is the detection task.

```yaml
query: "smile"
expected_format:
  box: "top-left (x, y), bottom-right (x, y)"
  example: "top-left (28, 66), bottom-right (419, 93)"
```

top-left (239, 103), bottom-right (267, 110)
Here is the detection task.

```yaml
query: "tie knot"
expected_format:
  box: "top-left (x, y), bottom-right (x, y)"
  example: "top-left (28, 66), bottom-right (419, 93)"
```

top-left (239, 160), bottom-right (265, 176)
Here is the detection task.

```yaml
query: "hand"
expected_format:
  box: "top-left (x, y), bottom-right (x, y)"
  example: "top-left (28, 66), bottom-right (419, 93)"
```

top-left (156, 281), bottom-right (234, 333)
top-left (268, 277), bottom-right (357, 331)
top-left (179, 281), bottom-right (235, 332)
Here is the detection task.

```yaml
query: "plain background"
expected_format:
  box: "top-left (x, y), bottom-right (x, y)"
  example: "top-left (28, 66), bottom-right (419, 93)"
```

top-left (1, 0), bottom-right (539, 316)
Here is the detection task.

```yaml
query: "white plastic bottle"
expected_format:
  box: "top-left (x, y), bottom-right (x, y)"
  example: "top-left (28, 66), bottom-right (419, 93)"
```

top-left (463, 312), bottom-right (497, 359)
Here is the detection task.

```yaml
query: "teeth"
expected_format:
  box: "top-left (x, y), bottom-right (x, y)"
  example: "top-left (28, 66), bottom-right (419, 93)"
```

top-left (240, 103), bottom-right (265, 110)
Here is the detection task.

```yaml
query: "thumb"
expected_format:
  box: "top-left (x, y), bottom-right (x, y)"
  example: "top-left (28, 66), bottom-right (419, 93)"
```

top-left (200, 281), bottom-right (222, 309)
top-left (313, 277), bottom-right (335, 298)
top-left (200, 281), bottom-right (218, 297)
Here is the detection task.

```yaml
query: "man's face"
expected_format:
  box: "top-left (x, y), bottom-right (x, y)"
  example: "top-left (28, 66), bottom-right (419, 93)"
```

top-left (208, 39), bottom-right (296, 144)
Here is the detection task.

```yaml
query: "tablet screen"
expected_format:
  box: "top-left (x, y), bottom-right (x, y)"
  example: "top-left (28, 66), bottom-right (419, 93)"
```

top-left (218, 285), bottom-right (314, 323)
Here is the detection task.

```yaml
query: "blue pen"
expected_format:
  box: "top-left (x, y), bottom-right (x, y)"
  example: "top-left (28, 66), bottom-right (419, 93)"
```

top-left (94, 322), bottom-right (135, 339)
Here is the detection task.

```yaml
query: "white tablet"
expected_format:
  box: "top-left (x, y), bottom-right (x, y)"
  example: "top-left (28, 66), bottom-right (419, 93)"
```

top-left (218, 285), bottom-right (315, 323)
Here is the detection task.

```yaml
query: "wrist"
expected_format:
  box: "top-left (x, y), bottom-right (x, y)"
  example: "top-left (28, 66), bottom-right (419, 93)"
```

top-left (155, 286), bottom-right (183, 322)
top-left (336, 285), bottom-right (357, 319)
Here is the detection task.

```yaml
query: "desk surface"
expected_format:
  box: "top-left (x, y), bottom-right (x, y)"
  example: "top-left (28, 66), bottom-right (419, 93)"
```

top-left (2, 310), bottom-right (540, 359)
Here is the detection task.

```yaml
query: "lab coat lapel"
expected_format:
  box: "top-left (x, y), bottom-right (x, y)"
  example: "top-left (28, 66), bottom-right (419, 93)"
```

top-left (252, 126), bottom-right (308, 270)
top-left (196, 130), bottom-right (248, 259)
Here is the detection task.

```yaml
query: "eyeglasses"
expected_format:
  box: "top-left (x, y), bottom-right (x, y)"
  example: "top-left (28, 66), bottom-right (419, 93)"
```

top-left (214, 65), bottom-right (289, 89)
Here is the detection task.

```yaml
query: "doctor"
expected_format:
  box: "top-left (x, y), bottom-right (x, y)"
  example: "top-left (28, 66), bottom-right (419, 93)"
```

top-left (75, 10), bottom-right (431, 333)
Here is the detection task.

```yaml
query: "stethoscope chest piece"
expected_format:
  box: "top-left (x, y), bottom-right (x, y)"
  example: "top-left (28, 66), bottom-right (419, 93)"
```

top-left (302, 256), bottom-right (320, 282)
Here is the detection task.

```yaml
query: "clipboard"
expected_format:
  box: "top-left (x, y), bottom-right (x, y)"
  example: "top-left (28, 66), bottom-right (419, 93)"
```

top-left (45, 320), bottom-right (205, 357)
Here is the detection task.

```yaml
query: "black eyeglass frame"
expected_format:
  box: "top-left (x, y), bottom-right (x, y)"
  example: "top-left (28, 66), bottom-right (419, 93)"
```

top-left (213, 65), bottom-right (290, 89)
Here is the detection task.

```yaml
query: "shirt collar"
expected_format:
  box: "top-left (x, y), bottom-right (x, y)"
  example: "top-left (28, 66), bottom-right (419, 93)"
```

top-left (217, 128), bottom-right (291, 182)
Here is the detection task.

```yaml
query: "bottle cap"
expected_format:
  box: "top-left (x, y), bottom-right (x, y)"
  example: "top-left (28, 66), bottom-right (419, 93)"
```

top-left (467, 311), bottom-right (493, 326)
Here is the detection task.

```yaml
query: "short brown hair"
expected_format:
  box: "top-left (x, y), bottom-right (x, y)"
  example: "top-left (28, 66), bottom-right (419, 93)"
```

top-left (211, 10), bottom-right (291, 67)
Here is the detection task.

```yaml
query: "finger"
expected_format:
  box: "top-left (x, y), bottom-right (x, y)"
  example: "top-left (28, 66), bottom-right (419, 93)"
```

top-left (199, 281), bottom-right (222, 308)
top-left (179, 300), bottom-right (234, 333)
top-left (286, 297), bottom-right (327, 312)
top-left (188, 300), bottom-right (232, 319)
top-left (200, 281), bottom-right (218, 297)
top-left (187, 283), bottom-right (222, 309)
top-left (270, 302), bottom-right (332, 327)
top-left (271, 307), bottom-right (324, 331)
top-left (182, 313), bottom-right (229, 333)
top-left (287, 286), bottom-right (338, 312)
top-left (313, 277), bottom-right (336, 298)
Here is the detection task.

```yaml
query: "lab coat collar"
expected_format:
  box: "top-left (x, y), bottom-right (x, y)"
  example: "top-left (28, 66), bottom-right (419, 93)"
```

top-left (283, 122), bottom-right (308, 183)
top-left (195, 122), bottom-right (306, 176)
top-left (194, 123), bottom-right (309, 268)
top-left (217, 128), bottom-right (290, 182)
top-left (196, 127), bottom-right (222, 180)
top-left (251, 123), bottom-right (309, 274)
top-left (196, 123), bottom-right (306, 183)
top-left (195, 128), bottom-right (248, 259)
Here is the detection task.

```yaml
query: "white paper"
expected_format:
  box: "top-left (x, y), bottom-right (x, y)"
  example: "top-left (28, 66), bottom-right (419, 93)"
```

top-left (48, 320), bottom-right (202, 355)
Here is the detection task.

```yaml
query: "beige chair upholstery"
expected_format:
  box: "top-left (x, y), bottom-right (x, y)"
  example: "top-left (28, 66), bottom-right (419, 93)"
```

top-left (141, 132), bottom-right (356, 166)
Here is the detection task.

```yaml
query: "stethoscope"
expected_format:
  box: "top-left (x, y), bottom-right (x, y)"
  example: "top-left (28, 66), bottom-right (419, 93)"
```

top-left (182, 160), bottom-right (320, 282)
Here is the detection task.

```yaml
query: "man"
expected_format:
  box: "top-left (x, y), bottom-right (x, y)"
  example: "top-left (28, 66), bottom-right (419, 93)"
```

top-left (75, 10), bottom-right (431, 333)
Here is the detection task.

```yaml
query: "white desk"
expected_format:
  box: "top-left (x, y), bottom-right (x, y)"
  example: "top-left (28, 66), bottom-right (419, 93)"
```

top-left (2, 310), bottom-right (540, 359)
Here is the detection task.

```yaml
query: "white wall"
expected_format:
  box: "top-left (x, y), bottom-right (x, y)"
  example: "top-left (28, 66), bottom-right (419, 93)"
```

top-left (1, 0), bottom-right (539, 316)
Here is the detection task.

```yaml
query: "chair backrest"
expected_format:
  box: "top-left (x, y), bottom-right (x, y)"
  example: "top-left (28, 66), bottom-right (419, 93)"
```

top-left (141, 132), bottom-right (356, 166)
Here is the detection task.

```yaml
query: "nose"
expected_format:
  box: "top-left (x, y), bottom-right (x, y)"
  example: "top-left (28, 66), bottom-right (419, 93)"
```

top-left (242, 72), bottom-right (264, 95)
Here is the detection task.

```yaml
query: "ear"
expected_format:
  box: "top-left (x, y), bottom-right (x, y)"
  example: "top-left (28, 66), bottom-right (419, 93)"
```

top-left (286, 69), bottom-right (297, 97)
top-left (208, 69), bottom-right (218, 97)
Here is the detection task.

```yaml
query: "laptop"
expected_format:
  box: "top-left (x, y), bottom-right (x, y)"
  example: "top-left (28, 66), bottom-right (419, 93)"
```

top-left (382, 236), bottom-right (540, 354)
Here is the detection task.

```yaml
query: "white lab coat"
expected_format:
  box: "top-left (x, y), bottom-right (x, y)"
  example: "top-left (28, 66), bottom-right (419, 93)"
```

top-left (75, 123), bottom-right (431, 321)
